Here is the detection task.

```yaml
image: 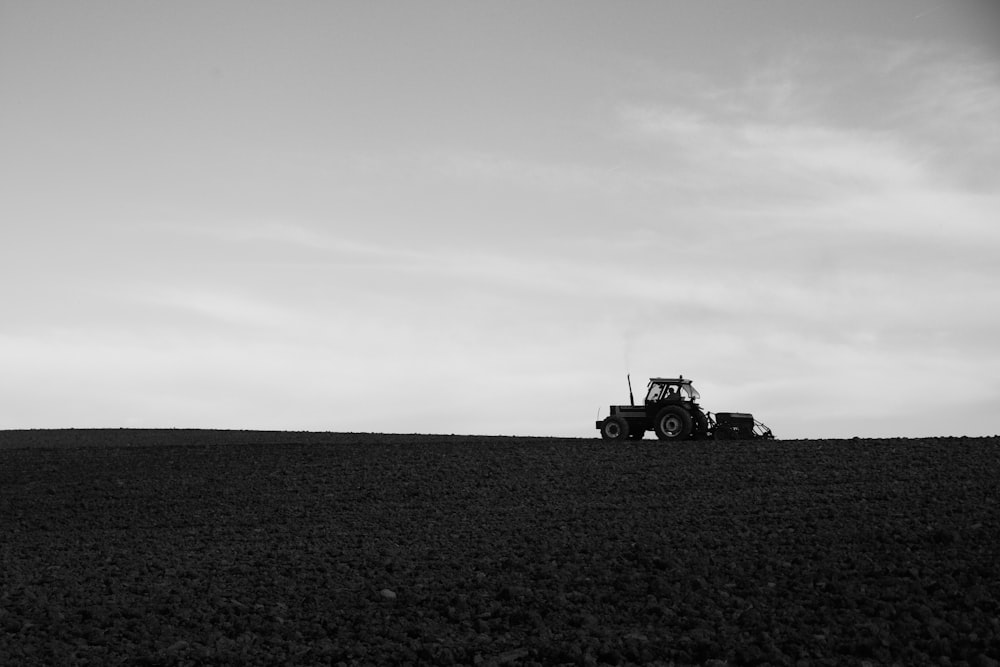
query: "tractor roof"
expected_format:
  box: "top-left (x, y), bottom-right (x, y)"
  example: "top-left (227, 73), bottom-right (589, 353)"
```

top-left (648, 377), bottom-right (693, 385)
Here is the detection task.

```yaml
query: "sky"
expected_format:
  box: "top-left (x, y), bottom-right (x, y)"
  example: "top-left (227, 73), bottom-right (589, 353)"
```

top-left (2, 1), bottom-right (999, 439)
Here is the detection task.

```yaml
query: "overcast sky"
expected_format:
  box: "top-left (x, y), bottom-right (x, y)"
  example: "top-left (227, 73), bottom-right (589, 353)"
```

top-left (2, 1), bottom-right (998, 439)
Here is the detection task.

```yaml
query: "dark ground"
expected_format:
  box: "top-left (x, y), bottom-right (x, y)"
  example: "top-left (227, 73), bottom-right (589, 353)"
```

top-left (1, 430), bottom-right (999, 666)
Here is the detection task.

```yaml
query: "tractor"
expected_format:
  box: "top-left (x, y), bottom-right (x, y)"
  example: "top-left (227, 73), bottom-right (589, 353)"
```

top-left (596, 375), bottom-right (773, 442)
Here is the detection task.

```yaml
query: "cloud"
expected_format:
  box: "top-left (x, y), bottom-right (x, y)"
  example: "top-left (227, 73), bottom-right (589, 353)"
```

top-left (146, 219), bottom-right (429, 263)
top-left (616, 102), bottom-right (926, 209)
top-left (895, 57), bottom-right (1000, 191)
top-left (135, 285), bottom-right (305, 332)
top-left (619, 37), bottom-right (998, 190)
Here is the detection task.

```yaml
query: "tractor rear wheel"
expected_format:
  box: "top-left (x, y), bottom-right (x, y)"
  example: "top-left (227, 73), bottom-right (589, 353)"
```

top-left (654, 406), bottom-right (692, 441)
top-left (600, 416), bottom-right (630, 442)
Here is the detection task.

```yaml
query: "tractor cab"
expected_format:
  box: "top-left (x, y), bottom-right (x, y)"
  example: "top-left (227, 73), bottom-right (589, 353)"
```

top-left (645, 377), bottom-right (700, 405)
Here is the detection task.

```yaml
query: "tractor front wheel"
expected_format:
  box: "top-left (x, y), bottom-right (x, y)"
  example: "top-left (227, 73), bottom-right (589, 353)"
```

top-left (600, 416), bottom-right (630, 442)
top-left (654, 406), bottom-right (692, 441)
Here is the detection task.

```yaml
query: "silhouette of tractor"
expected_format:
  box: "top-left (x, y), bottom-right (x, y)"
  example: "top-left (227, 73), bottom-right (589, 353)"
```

top-left (596, 375), bottom-right (773, 442)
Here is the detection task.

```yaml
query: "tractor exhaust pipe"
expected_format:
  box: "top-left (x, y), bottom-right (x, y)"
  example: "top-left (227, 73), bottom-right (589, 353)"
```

top-left (627, 374), bottom-right (634, 407)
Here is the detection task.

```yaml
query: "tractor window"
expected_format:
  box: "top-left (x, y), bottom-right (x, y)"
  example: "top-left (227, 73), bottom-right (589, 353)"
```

top-left (647, 382), bottom-right (701, 402)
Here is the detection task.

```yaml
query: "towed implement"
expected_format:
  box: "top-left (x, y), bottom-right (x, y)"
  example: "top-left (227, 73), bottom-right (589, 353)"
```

top-left (597, 375), bottom-right (773, 442)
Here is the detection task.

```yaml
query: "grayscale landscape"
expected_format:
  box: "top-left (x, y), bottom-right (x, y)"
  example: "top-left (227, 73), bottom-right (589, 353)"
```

top-left (3, 430), bottom-right (998, 665)
top-left (3, 1), bottom-right (999, 663)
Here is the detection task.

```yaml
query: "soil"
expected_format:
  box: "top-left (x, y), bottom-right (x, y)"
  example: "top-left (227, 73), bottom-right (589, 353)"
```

top-left (2, 430), bottom-right (999, 665)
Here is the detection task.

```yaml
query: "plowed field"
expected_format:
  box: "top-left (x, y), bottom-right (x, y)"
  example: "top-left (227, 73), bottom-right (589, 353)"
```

top-left (2, 430), bottom-right (999, 665)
